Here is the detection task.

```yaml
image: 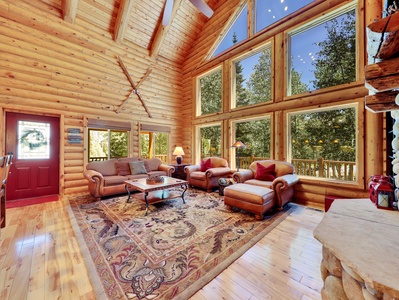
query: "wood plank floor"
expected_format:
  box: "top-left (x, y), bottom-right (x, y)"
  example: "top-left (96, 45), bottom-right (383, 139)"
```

top-left (0, 197), bottom-right (324, 300)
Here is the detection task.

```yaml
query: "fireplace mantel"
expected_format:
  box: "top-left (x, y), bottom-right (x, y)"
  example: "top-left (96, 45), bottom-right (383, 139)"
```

top-left (314, 199), bottom-right (399, 299)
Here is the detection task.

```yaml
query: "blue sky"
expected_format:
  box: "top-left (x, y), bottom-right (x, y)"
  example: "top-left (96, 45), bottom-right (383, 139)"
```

top-left (212, 0), bottom-right (351, 89)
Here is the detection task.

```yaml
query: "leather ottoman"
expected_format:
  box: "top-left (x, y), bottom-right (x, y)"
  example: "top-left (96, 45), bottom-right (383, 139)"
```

top-left (224, 183), bottom-right (275, 220)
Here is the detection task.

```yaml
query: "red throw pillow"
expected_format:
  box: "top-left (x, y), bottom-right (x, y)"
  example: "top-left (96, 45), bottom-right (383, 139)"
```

top-left (200, 158), bottom-right (212, 172)
top-left (255, 163), bottom-right (276, 181)
top-left (115, 162), bottom-right (131, 176)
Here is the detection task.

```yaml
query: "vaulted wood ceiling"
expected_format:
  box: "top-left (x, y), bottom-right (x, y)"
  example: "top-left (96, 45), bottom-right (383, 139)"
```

top-left (62, 0), bottom-right (219, 64)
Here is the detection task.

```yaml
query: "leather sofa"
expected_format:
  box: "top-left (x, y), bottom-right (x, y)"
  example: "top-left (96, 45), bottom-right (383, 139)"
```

top-left (84, 157), bottom-right (174, 200)
top-left (184, 157), bottom-right (231, 192)
top-left (232, 160), bottom-right (299, 210)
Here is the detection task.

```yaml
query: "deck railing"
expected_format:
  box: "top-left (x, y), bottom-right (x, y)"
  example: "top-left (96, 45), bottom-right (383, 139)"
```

top-left (89, 154), bottom-right (168, 163)
top-left (237, 156), bottom-right (356, 181)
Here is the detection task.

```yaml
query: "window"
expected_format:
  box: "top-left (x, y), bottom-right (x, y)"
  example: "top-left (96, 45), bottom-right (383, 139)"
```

top-left (18, 121), bottom-right (50, 159)
top-left (197, 67), bottom-right (222, 116)
top-left (255, 0), bottom-right (314, 33)
top-left (212, 4), bottom-right (248, 57)
top-left (232, 44), bottom-right (272, 108)
top-left (140, 124), bottom-right (170, 163)
top-left (288, 105), bottom-right (357, 181)
top-left (140, 132), bottom-right (169, 162)
top-left (232, 116), bottom-right (272, 169)
top-left (88, 129), bottom-right (128, 161)
top-left (287, 6), bottom-right (357, 95)
top-left (197, 124), bottom-right (222, 160)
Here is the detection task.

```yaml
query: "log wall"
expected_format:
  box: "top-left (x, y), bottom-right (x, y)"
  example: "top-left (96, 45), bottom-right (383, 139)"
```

top-left (182, 0), bottom-right (385, 209)
top-left (0, 0), bottom-right (184, 196)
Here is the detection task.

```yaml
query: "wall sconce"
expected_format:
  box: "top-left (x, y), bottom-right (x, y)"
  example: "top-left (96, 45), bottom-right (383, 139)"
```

top-left (173, 146), bottom-right (185, 164)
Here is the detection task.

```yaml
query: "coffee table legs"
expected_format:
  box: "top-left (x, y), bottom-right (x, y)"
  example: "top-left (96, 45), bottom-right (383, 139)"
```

top-left (144, 192), bottom-right (149, 215)
top-left (181, 183), bottom-right (188, 203)
top-left (125, 184), bottom-right (131, 203)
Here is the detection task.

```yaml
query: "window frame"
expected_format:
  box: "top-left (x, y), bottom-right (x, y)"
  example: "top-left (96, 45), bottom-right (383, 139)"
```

top-left (230, 113), bottom-right (274, 169)
top-left (230, 40), bottom-right (274, 109)
top-left (195, 122), bottom-right (223, 163)
top-left (286, 100), bottom-right (364, 187)
top-left (196, 66), bottom-right (223, 117)
top-left (285, 1), bottom-right (360, 98)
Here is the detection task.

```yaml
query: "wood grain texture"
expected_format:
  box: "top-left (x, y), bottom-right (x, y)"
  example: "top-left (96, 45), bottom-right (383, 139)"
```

top-left (0, 199), bottom-right (324, 300)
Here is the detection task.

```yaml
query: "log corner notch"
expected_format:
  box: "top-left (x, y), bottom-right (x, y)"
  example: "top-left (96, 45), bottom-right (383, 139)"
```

top-left (365, 12), bottom-right (399, 113)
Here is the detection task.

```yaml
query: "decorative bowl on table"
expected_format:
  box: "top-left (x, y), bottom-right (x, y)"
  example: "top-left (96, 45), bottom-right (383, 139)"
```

top-left (146, 175), bottom-right (165, 185)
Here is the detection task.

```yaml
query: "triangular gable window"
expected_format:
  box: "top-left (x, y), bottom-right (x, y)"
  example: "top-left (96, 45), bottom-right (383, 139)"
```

top-left (211, 4), bottom-right (248, 58)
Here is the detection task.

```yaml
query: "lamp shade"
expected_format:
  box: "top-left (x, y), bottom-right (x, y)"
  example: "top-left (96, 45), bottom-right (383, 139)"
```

top-left (231, 141), bottom-right (246, 149)
top-left (173, 146), bottom-right (185, 156)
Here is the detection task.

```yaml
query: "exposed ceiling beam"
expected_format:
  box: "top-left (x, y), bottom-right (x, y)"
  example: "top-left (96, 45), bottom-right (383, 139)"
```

top-left (62, 0), bottom-right (79, 24)
top-left (150, 0), bottom-right (184, 59)
top-left (114, 0), bottom-right (137, 44)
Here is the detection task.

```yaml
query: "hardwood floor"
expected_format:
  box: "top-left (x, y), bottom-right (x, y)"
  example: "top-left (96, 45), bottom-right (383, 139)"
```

top-left (0, 198), bottom-right (324, 300)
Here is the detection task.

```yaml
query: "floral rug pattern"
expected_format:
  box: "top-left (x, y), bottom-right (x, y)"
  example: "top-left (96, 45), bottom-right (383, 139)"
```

top-left (68, 189), bottom-right (295, 299)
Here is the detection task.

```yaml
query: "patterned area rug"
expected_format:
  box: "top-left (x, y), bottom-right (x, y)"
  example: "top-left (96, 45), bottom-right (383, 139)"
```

top-left (68, 188), bottom-right (296, 300)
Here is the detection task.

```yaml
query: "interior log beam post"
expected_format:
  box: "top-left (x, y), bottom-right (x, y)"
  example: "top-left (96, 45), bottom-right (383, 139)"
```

top-left (114, 0), bottom-right (137, 44)
top-left (151, 0), bottom-right (183, 59)
top-left (62, 0), bottom-right (79, 23)
top-left (365, 0), bottom-right (384, 181)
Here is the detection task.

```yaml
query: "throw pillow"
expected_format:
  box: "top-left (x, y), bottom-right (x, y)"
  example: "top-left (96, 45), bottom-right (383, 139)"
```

top-left (129, 161), bottom-right (148, 175)
top-left (200, 158), bottom-right (212, 172)
top-left (255, 163), bottom-right (276, 181)
top-left (143, 160), bottom-right (152, 172)
top-left (115, 162), bottom-right (131, 176)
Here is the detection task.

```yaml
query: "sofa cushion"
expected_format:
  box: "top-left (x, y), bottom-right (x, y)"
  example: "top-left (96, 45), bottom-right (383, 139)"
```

top-left (127, 174), bottom-right (148, 180)
top-left (115, 162), bottom-right (131, 176)
top-left (143, 160), bottom-right (152, 172)
top-left (200, 158), bottom-right (212, 172)
top-left (86, 159), bottom-right (118, 176)
top-left (244, 179), bottom-right (272, 189)
top-left (103, 175), bottom-right (128, 186)
top-left (255, 163), bottom-right (276, 181)
top-left (129, 161), bottom-right (147, 175)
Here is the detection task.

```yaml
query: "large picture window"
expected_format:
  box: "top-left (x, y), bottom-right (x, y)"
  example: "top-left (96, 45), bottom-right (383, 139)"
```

top-left (288, 5), bottom-right (357, 95)
top-left (88, 129), bottom-right (128, 162)
top-left (232, 116), bottom-right (272, 169)
top-left (197, 124), bottom-right (222, 160)
top-left (197, 67), bottom-right (222, 116)
top-left (232, 44), bottom-right (272, 108)
top-left (288, 105), bottom-right (357, 181)
top-left (140, 132), bottom-right (169, 162)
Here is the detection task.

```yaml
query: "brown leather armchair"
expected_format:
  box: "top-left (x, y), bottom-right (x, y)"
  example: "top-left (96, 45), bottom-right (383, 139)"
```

top-left (232, 160), bottom-right (299, 210)
top-left (184, 157), bottom-right (231, 192)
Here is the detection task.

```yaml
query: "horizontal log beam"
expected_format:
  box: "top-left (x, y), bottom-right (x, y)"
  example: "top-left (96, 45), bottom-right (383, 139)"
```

top-left (365, 91), bottom-right (399, 112)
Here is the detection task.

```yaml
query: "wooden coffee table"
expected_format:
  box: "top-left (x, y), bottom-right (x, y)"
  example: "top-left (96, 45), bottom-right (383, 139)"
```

top-left (124, 176), bottom-right (188, 215)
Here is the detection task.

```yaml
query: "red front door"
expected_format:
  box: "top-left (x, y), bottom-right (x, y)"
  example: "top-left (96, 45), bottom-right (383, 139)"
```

top-left (5, 112), bottom-right (60, 200)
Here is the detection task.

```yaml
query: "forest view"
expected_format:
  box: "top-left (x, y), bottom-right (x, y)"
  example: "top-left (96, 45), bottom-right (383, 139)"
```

top-left (200, 8), bottom-right (357, 179)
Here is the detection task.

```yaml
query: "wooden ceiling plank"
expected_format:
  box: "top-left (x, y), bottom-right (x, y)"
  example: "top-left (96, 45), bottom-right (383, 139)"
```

top-left (114, 0), bottom-right (137, 44)
top-left (62, 0), bottom-right (79, 23)
top-left (150, 0), bottom-right (184, 59)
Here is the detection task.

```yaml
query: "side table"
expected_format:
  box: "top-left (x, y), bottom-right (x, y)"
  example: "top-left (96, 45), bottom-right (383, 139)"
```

top-left (169, 163), bottom-right (190, 180)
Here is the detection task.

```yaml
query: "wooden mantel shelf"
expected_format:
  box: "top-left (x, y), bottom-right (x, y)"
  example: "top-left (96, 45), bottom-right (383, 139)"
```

top-left (314, 199), bottom-right (399, 298)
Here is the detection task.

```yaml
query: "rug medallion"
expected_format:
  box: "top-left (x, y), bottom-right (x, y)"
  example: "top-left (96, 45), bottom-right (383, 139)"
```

top-left (68, 189), bottom-right (295, 299)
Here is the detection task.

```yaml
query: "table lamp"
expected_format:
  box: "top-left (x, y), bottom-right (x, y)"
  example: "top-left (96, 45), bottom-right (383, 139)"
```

top-left (231, 141), bottom-right (246, 171)
top-left (173, 146), bottom-right (185, 164)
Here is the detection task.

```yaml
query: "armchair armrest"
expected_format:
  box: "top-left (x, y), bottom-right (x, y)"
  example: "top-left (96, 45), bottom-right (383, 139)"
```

top-left (184, 165), bottom-right (201, 174)
top-left (271, 174), bottom-right (299, 190)
top-left (158, 164), bottom-right (175, 177)
top-left (232, 169), bottom-right (254, 183)
top-left (205, 167), bottom-right (231, 177)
